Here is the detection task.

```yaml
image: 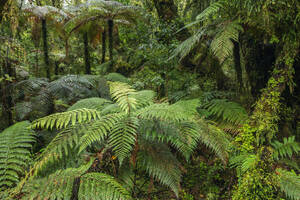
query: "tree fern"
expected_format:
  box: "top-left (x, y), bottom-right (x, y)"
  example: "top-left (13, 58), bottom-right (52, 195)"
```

top-left (68, 97), bottom-right (113, 111)
top-left (271, 136), bottom-right (300, 160)
top-left (138, 143), bottom-right (181, 196)
top-left (229, 153), bottom-right (258, 175)
top-left (31, 108), bottom-right (101, 130)
top-left (277, 168), bottom-right (300, 200)
top-left (0, 121), bottom-right (35, 190)
top-left (199, 99), bottom-right (248, 125)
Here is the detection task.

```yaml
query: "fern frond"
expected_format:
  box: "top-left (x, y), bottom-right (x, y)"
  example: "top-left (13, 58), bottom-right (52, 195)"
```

top-left (0, 121), bottom-right (35, 190)
top-left (199, 99), bottom-right (248, 125)
top-left (31, 108), bottom-right (101, 130)
top-left (137, 103), bottom-right (193, 122)
top-left (229, 153), bottom-right (258, 174)
top-left (108, 116), bottom-right (138, 165)
top-left (109, 82), bottom-right (137, 114)
top-left (68, 97), bottom-right (113, 111)
top-left (130, 90), bottom-right (156, 109)
top-left (210, 21), bottom-right (242, 63)
top-left (105, 73), bottom-right (129, 83)
top-left (22, 159), bottom-right (94, 200)
top-left (79, 173), bottom-right (132, 200)
top-left (271, 136), bottom-right (300, 160)
top-left (197, 120), bottom-right (231, 163)
top-left (138, 144), bottom-right (181, 197)
top-left (79, 113), bottom-right (125, 153)
top-left (277, 168), bottom-right (300, 200)
top-left (195, 1), bottom-right (226, 22)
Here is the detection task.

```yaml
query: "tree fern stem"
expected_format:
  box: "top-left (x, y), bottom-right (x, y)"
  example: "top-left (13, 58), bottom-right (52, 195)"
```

top-left (232, 39), bottom-right (243, 92)
top-left (101, 29), bottom-right (106, 64)
top-left (83, 32), bottom-right (91, 74)
top-left (108, 19), bottom-right (114, 70)
top-left (42, 18), bottom-right (51, 80)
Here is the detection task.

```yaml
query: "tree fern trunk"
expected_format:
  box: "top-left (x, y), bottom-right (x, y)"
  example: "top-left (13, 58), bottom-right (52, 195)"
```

top-left (101, 29), bottom-right (106, 64)
top-left (232, 40), bottom-right (243, 92)
top-left (108, 19), bottom-right (114, 70)
top-left (42, 18), bottom-right (51, 80)
top-left (83, 32), bottom-right (91, 74)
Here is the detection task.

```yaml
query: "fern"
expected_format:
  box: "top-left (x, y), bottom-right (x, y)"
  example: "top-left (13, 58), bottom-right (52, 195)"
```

top-left (79, 173), bottom-right (132, 200)
top-left (138, 144), bottom-right (181, 196)
top-left (271, 136), bottom-right (300, 160)
top-left (109, 81), bottom-right (137, 114)
top-left (277, 168), bottom-right (300, 200)
top-left (68, 97), bottom-right (113, 111)
top-left (105, 73), bottom-right (129, 83)
top-left (31, 108), bottom-right (101, 130)
top-left (210, 21), bottom-right (242, 63)
top-left (199, 99), bottom-right (248, 125)
top-left (0, 121), bottom-right (35, 190)
top-left (229, 153), bottom-right (258, 174)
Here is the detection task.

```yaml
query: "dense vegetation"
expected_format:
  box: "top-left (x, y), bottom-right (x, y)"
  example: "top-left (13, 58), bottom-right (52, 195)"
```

top-left (0, 0), bottom-right (299, 199)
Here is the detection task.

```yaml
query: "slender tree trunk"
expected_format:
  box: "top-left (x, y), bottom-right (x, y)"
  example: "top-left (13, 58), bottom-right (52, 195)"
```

top-left (42, 18), bottom-right (51, 80)
top-left (35, 49), bottom-right (39, 77)
top-left (108, 19), bottom-right (114, 70)
top-left (0, 0), bottom-right (9, 22)
top-left (83, 32), bottom-right (91, 74)
top-left (1, 47), bottom-right (14, 127)
top-left (232, 40), bottom-right (243, 92)
top-left (101, 29), bottom-right (106, 64)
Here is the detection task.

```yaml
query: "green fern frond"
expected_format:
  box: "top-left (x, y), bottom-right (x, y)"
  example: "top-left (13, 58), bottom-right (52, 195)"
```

top-left (79, 113), bottom-right (125, 153)
top-left (68, 98), bottom-right (113, 111)
top-left (0, 121), bottom-right (35, 190)
top-left (195, 1), bottom-right (226, 22)
top-left (210, 21), bottom-right (242, 63)
top-left (130, 90), bottom-right (156, 109)
top-left (277, 168), bottom-right (300, 200)
top-left (137, 103), bottom-right (193, 122)
top-left (197, 120), bottom-right (231, 163)
top-left (79, 172), bottom-right (132, 200)
top-left (199, 99), bottom-right (248, 125)
top-left (229, 153), bottom-right (258, 174)
top-left (31, 108), bottom-right (101, 130)
top-left (22, 159), bottom-right (94, 200)
top-left (108, 116), bottom-right (139, 165)
top-left (105, 73), bottom-right (129, 83)
top-left (138, 144), bottom-right (181, 197)
top-left (271, 136), bottom-right (300, 160)
top-left (109, 82), bottom-right (138, 114)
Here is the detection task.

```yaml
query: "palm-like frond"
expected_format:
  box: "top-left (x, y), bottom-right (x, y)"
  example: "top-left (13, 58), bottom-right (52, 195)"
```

top-left (109, 82), bottom-right (137, 114)
top-left (229, 153), bottom-right (258, 174)
top-left (271, 136), bottom-right (300, 160)
top-left (199, 99), bottom-right (248, 125)
top-left (0, 122), bottom-right (35, 190)
top-left (210, 21), bottom-right (242, 63)
top-left (31, 108), bottom-right (101, 130)
top-left (138, 143), bottom-right (181, 197)
top-left (277, 168), bottom-right (300, 200)
top-left (68, 98), bottom-right (113, 111)
top-left (79, 173), bottom-right (132, 200)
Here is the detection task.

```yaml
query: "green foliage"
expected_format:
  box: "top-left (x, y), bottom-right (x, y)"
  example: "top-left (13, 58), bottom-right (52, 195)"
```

top-left (199, 99), bottom-right (248, 125)
top-left (0, 121), bottom-right (35, 190)
top-left (68, 97), bottom-right (113, 111)
top-left (271, 136), bottom-right (300, 160)
top-left (277, 168), bottom-right (300, 200)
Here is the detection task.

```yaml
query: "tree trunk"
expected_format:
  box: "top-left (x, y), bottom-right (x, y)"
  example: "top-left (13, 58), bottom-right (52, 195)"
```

top-left (1, 47), bottom-right (15, 127)
top-left (240, 34), bottom-right (275, 99)
top-left (108, 19), bottom-right (114, 70)
top-left (42, 18), bottom-right (51, 80)
top-left (232, 39), bottom-right (243, 92)
top-left (83, 32), bottom-right (91, 74)
top-left (101, 29), bottom-right (106, 64)
top-left (0, 0), bottom-right (9, 22)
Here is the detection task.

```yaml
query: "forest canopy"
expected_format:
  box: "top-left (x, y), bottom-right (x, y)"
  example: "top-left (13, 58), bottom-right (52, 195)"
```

top-left (0, 0), bottom-right (299, 199)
